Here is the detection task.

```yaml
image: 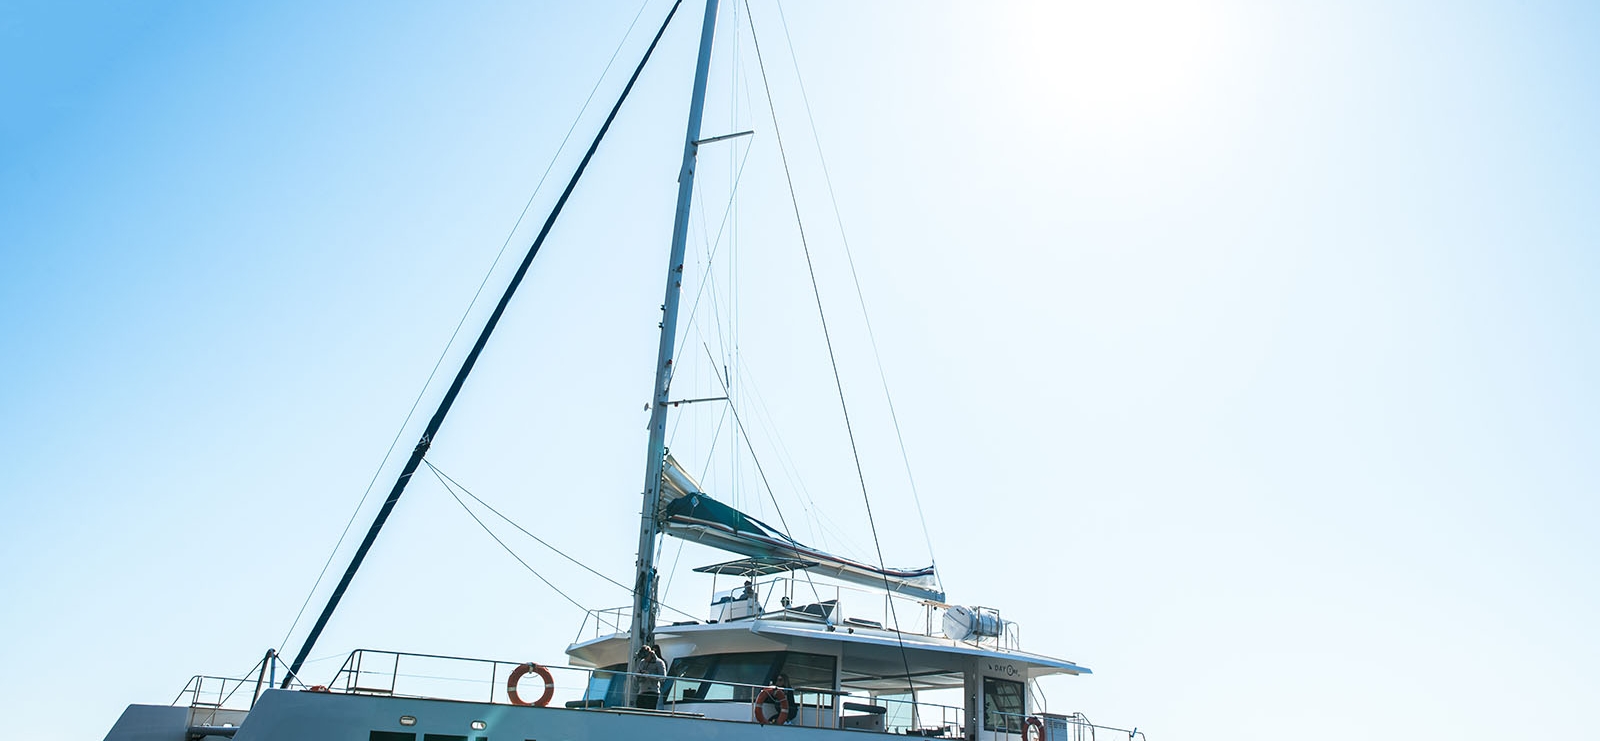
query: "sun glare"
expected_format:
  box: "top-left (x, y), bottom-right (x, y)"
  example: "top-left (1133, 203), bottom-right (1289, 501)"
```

top-left (1010, 0), bottom-right (1234, 127)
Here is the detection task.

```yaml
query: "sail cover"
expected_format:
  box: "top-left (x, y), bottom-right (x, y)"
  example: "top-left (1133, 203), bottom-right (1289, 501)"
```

top-left (659, 456), bottom-right (944, 601)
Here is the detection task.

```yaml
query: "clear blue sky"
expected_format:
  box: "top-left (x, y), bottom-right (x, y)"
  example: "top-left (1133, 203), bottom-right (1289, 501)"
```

top-left (2, 1), bottom-right (1596, 739)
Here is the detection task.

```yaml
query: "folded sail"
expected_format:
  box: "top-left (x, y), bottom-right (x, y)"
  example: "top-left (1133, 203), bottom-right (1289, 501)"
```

top-left (659, 456), bottom-right (943, 601)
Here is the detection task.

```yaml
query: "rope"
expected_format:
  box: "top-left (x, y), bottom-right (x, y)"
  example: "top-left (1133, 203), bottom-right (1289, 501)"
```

top-left (744, 0), bottom-right (918, 697)
top-left (275, 0), bottom-right (658, 657)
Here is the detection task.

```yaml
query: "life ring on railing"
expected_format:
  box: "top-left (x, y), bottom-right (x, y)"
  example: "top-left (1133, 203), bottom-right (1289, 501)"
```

top-left (507, 662), bottom-right (555, 707)
top-left (1023, 715), bottom-right (1046, 740)
top-left (752, 685), bottom-right (790, 725)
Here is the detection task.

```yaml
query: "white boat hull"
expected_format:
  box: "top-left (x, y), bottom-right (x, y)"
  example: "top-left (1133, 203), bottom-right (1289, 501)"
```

top-left (109, 689), bottom-right (941, 741)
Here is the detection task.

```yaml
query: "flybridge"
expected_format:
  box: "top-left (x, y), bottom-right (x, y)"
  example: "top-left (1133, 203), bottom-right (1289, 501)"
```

top-left (657, 455), bottom-right (945, 602)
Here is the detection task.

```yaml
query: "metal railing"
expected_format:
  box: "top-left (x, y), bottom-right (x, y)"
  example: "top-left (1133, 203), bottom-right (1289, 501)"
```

top-left (574, 605), bottom-right (631, 644)
top-left (166, 648), bottom-right (1139, 740)
top-left (173, 675), bottom-right (257, 713)
top-left (986, 709), bottom-right (1150, 741)
top-left (1046, 712), bottom-right (1146, 741)
top-left (324, 648), bottom-right (972, 734)
top-left (172, 648), bottom-right (309, 713)
top-left (872, 693), bottom-right (966, 736)
top-left (578, 576), bottom-right (1020, 652)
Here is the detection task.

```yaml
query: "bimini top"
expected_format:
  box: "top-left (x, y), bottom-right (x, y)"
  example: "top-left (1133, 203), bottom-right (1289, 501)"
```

top-left (692, 557), bottom-right (818, 577)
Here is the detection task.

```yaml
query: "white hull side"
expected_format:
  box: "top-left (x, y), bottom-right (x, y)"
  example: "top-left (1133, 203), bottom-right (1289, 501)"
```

top-left (223, 690), bottom-right (896, 741)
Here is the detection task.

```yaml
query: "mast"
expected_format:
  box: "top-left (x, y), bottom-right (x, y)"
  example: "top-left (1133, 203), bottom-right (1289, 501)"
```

top-left (627, 0), bottom-right (720, 684)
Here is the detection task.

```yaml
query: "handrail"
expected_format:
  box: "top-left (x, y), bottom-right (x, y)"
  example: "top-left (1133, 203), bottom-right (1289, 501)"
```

top-left (575, 605), bottom-right (632, 643)
top-left (324, 648), bottom-right (969, 733)
top-left (172, 649), bottom-right (310, 712)
top-left (584, 575), bottom-right (1022, 653)
top-left (987, 709), bottom-right (1150, 741)
top-left (168, 648), bottom-right (1140, 739)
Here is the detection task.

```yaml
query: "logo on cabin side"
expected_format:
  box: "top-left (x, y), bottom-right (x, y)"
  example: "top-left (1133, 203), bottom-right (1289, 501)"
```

top-left (986, 662), bottom-right (1019, 678)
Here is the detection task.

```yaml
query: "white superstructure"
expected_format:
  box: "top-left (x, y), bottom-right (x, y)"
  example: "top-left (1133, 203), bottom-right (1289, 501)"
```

top-left (107, 566), bottom-right (1129, 741)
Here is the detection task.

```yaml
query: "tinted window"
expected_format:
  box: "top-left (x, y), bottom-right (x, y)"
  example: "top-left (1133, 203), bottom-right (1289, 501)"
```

top-left (983, 677), bottom-right (1024, 732)
top-left (667, 651), bottom-right (834, 704)
top-left (778, 652), bottom-right (837, 709)
top-left (667, 654), bottom-right (718, 703)
top-left (583, 663), bottom-right (628, 707)
top-left (700, 652), bottom-right (780, 701)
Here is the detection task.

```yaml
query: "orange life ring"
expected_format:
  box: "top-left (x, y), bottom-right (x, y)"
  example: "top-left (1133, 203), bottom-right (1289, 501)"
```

top-left (507, 662), bottom-right (555, 707)
top-left (752, 685), bottom-right (791, 725)
top-left (1023, 716), bottom-right (1046, 740)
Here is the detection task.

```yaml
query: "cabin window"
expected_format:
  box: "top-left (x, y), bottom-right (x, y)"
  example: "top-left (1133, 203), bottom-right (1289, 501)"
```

top-left (675, 652), bottom-right (774, 704)
top-left (582, 663), bottom-right (628, 707)
top-left (666, 653), bottom-right (721, 702)
top-left (982, 677), bottom-right (1024, 733)
top-left (667, 651), bottom-right (837, 708)
top-left (779, 651), bottom-right (838, 709)
top-left (370, 734), bottom-right (415, 741)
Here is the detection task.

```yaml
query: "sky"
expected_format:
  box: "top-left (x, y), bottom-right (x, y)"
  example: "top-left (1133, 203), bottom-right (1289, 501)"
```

top-left (2, 1), bottom-right (1597, 739)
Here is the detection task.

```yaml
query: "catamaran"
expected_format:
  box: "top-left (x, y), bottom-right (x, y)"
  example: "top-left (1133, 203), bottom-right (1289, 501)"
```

top-left (102, 2), bottom-right (1145, 740)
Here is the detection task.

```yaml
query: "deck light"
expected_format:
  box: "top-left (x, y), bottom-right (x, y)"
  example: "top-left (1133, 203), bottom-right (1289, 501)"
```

top-left (471, 720), bottom-right (488, 730)
top-left (399, 716), bottom-right (417, 726)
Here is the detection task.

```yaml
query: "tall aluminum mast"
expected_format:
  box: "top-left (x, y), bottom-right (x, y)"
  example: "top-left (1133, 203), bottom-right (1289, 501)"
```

top-left (627, 0), bottom-right (720, 684)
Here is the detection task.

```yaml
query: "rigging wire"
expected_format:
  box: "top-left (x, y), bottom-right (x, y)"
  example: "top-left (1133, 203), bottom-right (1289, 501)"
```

top-left (773, 0), bottom-right (940, 587)
top-left (743, 0), bottom-right (919, 697)
top-left (659, 535), bottom-right (688, 608)
top-left (425, 461), bottom-right (590, 614)
top-left (671, 0), bottom-right (752, 512)
top-left (664, 119), bottom-right (753, 462)
top-left (673, 139), bottom-right (757, 386)
top-left (732, 357), bottom-right (868, 559)
top-left (727, 0), bottom-right (744, 514)
top-left (700, 358), bottom-right (831, 608)
top-left (425, 460), bottom-right (700, 622)
top-left (275, 0), bottom-right (657, 657)
top-left (698, 342), bottom-right (795, 537)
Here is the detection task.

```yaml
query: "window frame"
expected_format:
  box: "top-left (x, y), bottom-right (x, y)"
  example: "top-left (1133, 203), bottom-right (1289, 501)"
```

top-left (982, 676), bottom-right (1025, 733)
top-left (665, 650), bottom-right (838, 708)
